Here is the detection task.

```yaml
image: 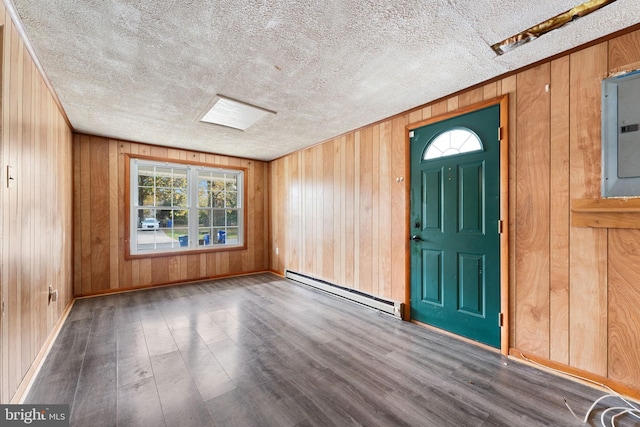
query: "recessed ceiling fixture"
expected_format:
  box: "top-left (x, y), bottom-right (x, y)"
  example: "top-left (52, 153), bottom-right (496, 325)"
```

top-left (491, 0), bottom-right (617, 55)
top-left (200, 95), bottom-right (276, 131)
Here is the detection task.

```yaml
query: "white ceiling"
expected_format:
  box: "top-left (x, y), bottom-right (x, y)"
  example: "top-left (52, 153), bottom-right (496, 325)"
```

top-left (10, 0), bottom-right (640, 161)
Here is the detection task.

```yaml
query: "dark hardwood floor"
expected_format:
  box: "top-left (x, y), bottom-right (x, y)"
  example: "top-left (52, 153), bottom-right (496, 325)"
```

top-left (25, 273), bottom-right (637, 426)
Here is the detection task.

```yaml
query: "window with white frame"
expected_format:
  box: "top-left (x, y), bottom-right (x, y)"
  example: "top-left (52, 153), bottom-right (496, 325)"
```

top-left (130, 158), bottom-right (244, 255)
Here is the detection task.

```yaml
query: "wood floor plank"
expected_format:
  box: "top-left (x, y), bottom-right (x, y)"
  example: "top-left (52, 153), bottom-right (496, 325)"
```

top-left (150, 350), bottom-right (214, 427)
top-left (24, 273), bottom-right (638, 427)
top-left (117, 377), bottom-right (165, 427)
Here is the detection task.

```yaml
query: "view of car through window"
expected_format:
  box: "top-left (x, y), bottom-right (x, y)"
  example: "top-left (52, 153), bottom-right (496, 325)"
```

top-left (140, 217), bottom-right (159, 230)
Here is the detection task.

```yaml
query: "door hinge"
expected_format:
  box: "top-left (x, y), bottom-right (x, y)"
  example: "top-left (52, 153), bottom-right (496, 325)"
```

top-left (498, 220), bottom-right (504, 234)
top-left (499, 312), bottom-right (504, 327)
top-left (409, 130), bottom-right (415, 138)
top-left (498, 127), bottom-right (503, 141)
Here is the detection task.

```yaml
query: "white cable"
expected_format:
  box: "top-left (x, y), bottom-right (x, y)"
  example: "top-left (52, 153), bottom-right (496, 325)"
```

top-left (610, 408), bottom-right (638, 427)
top-left (519, 353), bottom-right (640, 425)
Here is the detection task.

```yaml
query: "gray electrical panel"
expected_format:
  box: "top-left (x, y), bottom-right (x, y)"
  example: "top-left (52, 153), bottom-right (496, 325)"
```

top-left (602, 70), bottom-right (640, 197)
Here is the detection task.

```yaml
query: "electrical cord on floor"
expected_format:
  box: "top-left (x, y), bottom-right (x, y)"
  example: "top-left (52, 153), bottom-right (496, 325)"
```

top-left (519, 353), bottom-right (640, 426)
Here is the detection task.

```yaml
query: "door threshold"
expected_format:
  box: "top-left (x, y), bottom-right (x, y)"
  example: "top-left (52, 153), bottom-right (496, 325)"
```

top-left (410, 319), bottom-right (501, 354)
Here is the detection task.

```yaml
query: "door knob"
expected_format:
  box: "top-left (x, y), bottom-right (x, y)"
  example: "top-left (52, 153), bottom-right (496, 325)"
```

top-left (410, 235), bottom-right (424, 242)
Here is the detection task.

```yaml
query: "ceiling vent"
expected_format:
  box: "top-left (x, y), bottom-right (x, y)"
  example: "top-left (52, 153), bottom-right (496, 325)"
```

top-left (200, 95), bottom-right (276, 131)
top-left (491, 0), bottom-right (617, 55)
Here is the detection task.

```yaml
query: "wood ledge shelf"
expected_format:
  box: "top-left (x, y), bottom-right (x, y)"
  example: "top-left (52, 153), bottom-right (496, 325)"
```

top-left (571, 198), bottom-right (640, 228)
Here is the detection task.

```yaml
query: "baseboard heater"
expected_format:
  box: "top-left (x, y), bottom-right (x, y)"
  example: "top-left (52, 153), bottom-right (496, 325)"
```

top-left (285, 270), bottom-right (404, 319)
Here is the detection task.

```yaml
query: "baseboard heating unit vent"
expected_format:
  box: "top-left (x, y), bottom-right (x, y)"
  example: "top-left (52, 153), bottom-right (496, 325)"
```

top-left (285, 270), bottom-right (404, 319)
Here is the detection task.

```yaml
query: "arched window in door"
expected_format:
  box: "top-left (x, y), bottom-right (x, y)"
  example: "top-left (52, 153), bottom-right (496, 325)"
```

top-left (423, 128), bottom-right (483, 160)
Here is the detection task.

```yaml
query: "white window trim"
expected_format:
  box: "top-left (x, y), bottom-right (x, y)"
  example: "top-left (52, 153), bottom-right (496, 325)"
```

top-left (129, 157), bottom-right (244, 256)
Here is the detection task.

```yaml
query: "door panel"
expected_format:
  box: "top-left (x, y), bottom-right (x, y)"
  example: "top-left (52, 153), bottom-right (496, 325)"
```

top-left (458, 162), bottom-right (484, 234)
top-left (410, 104), bottom-right (501, 348)
top-left (458, 252), bottom-right (484, 316)
top-left (420, 249), bottom-right (443, 305)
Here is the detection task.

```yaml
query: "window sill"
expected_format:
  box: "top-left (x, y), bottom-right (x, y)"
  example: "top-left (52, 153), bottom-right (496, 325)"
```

top-left (571, 198), bottom-right (640, 229)
top-left (125, 243), bottom-right (247, 260)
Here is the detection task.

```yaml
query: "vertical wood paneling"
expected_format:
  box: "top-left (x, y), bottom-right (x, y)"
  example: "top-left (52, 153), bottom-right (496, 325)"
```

top-left (608, 31), bottom-right (640, 73)
top-left (332, 140), bottom-right (342, 282)
top-left (344, 134), bottom-right (355, 287)
top-left (549, 57), bottom-right (570, 364)
top-left (515, 64), bottom-right (551, 357)
top-left (118, 142), bottom-right (132, 288)
top-left (391, 115), bottom-right (408, 301)
top-left (8, 25), bottom-right (23, 396)
top-left (261, 26), bottom-right (640, 397)
top-left (109, 141), bottom-right (119, 289)
top-left (285, 152), bottom-right (304, 271)
top-left (569, 43), bottom-right (608, 376)
top-left (20, 38), bottom-right (32, 379)
top-left (90, 138), bottom-right (110, 292)
top-left (314, 146), bottom-right (323, 278)
top-left (432, 100), bottom-right (448, 116)
top-left (353, 134), bottom-right (360, 289)
top-left (605, 31), bottom-right (640, 390)
top-left (80, 136), bottom-right (92, 294)
top-left (73, 136), bottom-right (270, 296)
top-left (459, 87), bottom-right (483, 108)
top-left (359, 127), bottom-right (373, 294)
top-left (322, 142), bottom-right (334, 281)
top-left (371, 125), bottom-right (381, 296)
top-left (500, 75), bottom-right (518, 346)
top-left (302, 149), bottom-right (314, 274)
top-left (608, 229), bottom-right (640, 389)
top-left (1, 0), bottom-right (74, 402)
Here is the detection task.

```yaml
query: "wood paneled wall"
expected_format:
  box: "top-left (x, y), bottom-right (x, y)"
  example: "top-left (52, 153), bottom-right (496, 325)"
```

top-left (72, 135), bottom-right (270, 296)
top-left (269, 28), bottom-right (640, 394)
top-left (0, 4), bottom-right (74, 403)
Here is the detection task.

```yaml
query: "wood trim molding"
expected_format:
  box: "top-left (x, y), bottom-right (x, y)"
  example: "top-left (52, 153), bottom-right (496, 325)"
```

top-left (74, 270), bottom-right (270, 298)
top-left (10, 300), bottom-right (75, 404)
top-left (404, 95), bottom-right (510, 355)
top-left (571, 198), bottom-right (640, 228)
top-left (510, 348), bottom-right (640, 402)
top-left (124, 153), bottom-right (250, 259)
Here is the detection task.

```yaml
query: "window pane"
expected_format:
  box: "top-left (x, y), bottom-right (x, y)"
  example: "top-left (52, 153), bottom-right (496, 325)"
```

top-left (213, 210), bottom-right (226, 226)
top-left (157, 209), bottom-right (173, 229)
top-left (138, 166), bottom-right (155, 186)
top-left (424, 128), bottom-right (483, 160)
top-left (198, 209), bottom-right (212, 228)
top-left (136, 209), bottom-right (156, 229)
top-left (156, 188), bottom-right (172, 206)
top-left (198, 181), bottom-right (210, 207)
top-left (138, 187), bottom-right (155, 206)
top-left (212, 228), bottom-right (226, 244)
top-left (131, 159), bottom-right (243, 254)
top-left (226, 227), bottom-right (239, 244)
top-left (173, 209), bottom-right (189, 227)
top-left (155, 167), bottom-right (172, 187)
top-left (226, 210), bottom-right (238, 226)
top-left (225, 191), bottom-right (237, 208)
top-left (173, 169), bottom-right (188, 189)
top-left (225, 176), bottom-right (237, 192)
top-left (213, 191), bottom-right (224, 208)
top-left (173, 188), bottom-right (188, 207)
top-left (198, 228), bottom-right (212, 246)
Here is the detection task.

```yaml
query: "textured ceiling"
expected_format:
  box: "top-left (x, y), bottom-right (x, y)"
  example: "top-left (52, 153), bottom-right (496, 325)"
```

top-left (10, 0), bottom-right (640, 161)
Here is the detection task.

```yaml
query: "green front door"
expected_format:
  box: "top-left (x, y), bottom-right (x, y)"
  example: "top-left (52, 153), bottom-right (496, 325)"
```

top-left (410, 104), bottom-right (501, 348)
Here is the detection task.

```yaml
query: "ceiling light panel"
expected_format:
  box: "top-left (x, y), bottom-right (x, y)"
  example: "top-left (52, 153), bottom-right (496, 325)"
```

top-left (200, 96), bottom-right (275, 131)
